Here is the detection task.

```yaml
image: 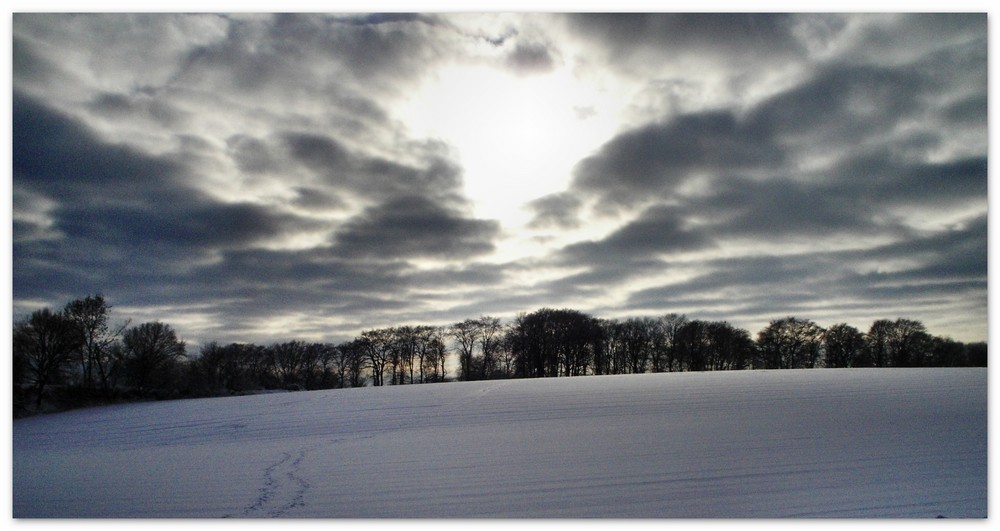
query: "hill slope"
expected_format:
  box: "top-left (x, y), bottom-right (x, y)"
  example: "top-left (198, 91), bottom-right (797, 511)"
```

top-left (13, 368), bottom-right (987, 518)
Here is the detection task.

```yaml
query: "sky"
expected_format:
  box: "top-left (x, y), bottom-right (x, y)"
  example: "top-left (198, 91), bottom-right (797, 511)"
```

top-left (9, 9), bottom-right (991, 348)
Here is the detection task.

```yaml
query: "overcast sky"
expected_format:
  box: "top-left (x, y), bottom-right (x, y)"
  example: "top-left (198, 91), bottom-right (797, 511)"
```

top-left (11, 12), bottom-right (989, 346)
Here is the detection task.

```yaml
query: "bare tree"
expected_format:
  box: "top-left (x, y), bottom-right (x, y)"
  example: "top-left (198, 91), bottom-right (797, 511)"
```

top-left (930, 336), bottom-right (968, 367)
top-left (13, 308), bottom-right (84, 408)
top-left (823, 323), bottom-right (865, 368)
top-left (270, 340), bottom-right (311, 388)
top-left (477, 316), bottom-right (504, 380)
top-left (63, 295), bottom-right (129, 396)
top-left (121, 321), bottom-right (186, 396)
top-left (865, 319), bottom-right (894, 368)
top-left (660, 313), bottom-right (688, 372)
top-left (706, 321), bottom-right (754, 371)
top-left (359, 328), bottom-right (393, 386)
top-left (414, 325), bottom-right (444, 383)
top-left (450, 319), bottom-right (480, 381)
top-left (756, 317), bottom-right (824, 369)
top-left (886, 319), bottom-right (933, 367)
top-left (335, 340), bottom-right (368, 388)
top-left (674, 319), bottom-right (711, 372)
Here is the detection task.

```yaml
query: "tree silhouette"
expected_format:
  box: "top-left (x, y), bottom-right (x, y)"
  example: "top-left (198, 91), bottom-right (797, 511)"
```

top-left (450, 319), bottom-right (480, 381)
top-left (659, 313), bottom-right (688, 372)
top-left (756, 317), bottom-right (823, 369)
top-left (675, 320), bottom-right (711, 372)
top-left (121, 321), bottom-right (186, 396)
top-left (13, 308), bottom-right (83, 408)
top-left (823, 323), bottom-right (866, 368)
top-left (63, 295), bottom-right (129, 397)
top-left (359, 328), bottom-right (393, 386)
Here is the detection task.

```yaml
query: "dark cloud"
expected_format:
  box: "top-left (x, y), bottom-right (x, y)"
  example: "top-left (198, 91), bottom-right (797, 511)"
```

top-left (560, 205), bottom-right (710, 265)
top-left (569, 110), bottom-right (784, 209)
top-left (852, 215), bottom-right (987, 283)
top-left (333, 196), bottom-right (500, 260)
top-left (279, 131), bottom-right (466, 204)
top-left (819, 153), bottom-right (987, 212)
top-left (554, 33), bottom-right (985, 235)
top-left (12, 35), bottom-right (60, 85)
top-left (686, 176), bottom-right (895, 241)
top-left (87, 91), bottom-right (185, 126)
top-left (944, 95), bottom-right (987, 126)
top-left (622, 217), bottom-right (987, 332)
top-left (225, 135), bottom-right (279, 174)
top-left (58, 201), bottom-right (315, 251)
top-left (843, 13), bottom-right (985, 65)
top-left (292, 187), bottom-right (347, 211)
top-left (505, 41), bottom-right (557, 75)
top-left (208, 13), bottom-right (442, 89)
top-left (564, 13), bottom-right (805, 66)
top-left (12, 92), bottom-right (324, 298)
top-left (526, 193), bottom-right (582, 229)
top-left (743, 63), bottom-right (930, 148)
top-left (282, 132), bottom-right (353, 173)
top-left (13, 91), bottom-right (183, 202)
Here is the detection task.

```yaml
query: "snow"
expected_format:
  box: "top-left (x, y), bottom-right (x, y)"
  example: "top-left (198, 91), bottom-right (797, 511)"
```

top-left (12, 368), bottom-right (987, 518)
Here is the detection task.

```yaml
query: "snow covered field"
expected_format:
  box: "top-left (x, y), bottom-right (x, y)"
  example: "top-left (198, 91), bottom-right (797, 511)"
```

top-left (12, 368), bottom-right (987, 518)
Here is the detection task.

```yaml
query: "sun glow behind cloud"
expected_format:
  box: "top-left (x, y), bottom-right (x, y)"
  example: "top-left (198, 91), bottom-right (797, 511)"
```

top-left (397, 61), bottom-right (627, 238)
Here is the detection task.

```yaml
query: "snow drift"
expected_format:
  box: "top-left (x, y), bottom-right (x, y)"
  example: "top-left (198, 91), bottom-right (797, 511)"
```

top-left (13, 368), bottom-right (986, 518)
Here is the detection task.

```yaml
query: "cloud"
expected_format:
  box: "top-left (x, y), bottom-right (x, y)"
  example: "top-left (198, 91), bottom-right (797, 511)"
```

top-left (743, 63), bottom-right (929, 148)
top-left (526, 193), bottom-right (582, 229)
top-left (174, 13), bottom-right (444, 97)
top-left (568, 110), bottom-right (784, 209)
top-left (559, 205), bottom-right (710, 265)
top-left (12, 92), bottom-right (327, 290)
top-left (564, 13), bottom-right (805, 63)
top-left (86, 91), bottom-right (186, 127)
top-left (12, 35), bottom-right (61, 85)
top-left (279, 131), bottom-right (465, 204)
top-left (622, 216), bottom-right (987, 333)
top-left (333, 196), bottom-right (500, 260)
top-left (13, 91), bottom-right (184, 203)
top-left (504, 41), bottom-right (558, 75)
top-left (225, 135), bottom-right (279, 174)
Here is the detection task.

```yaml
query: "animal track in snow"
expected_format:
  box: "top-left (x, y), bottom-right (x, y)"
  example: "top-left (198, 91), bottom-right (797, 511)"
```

top-left (230, 447), bottom-right (311, 518)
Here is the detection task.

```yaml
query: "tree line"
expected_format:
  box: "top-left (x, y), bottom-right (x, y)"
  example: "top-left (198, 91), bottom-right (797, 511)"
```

top-left (12, 295), bottom-right (987, 417)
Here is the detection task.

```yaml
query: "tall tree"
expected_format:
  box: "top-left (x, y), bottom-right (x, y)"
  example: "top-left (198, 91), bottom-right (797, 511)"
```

top-left (63, 295), bottom-right (129, 395)
top-left (887, 319), bottom-right (932, 367)
top-left (966, 342), bottom-right (987, 367)
top-left (269, 340), bottom-right (314, 388)
top-left (660, 313), bottom-right (688, 372)
top-left (509, 308), bottom-right (601, 378)
top-left (674, 319), bottom-right (711, 372)
top-left (619, 318), bottom-right (654, 374)
top-left (929, 336), bottom-right (968, 367)
top-left (823, 323), bottom-right (866, 368)
top-left (120, 321), bottom-right (186, 396)
top-left (865, 319), bottom-right (895, 368)
top-left (477, 316), bottom-right (504, 380)
top-left (359, 328), bottom-right (393, 386)
top-left (13, 308), bottom-right (84, 407)
top-left (756, 317), bottom-right (824, 369)
top-left (414, 325), bottom-right (445, 383)
top-left (335, 340), bottom-right (369, 388)
top-left (450, 319), bottom-right (480, 381)
top-left (706, 321), bottom-right (754, 371)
